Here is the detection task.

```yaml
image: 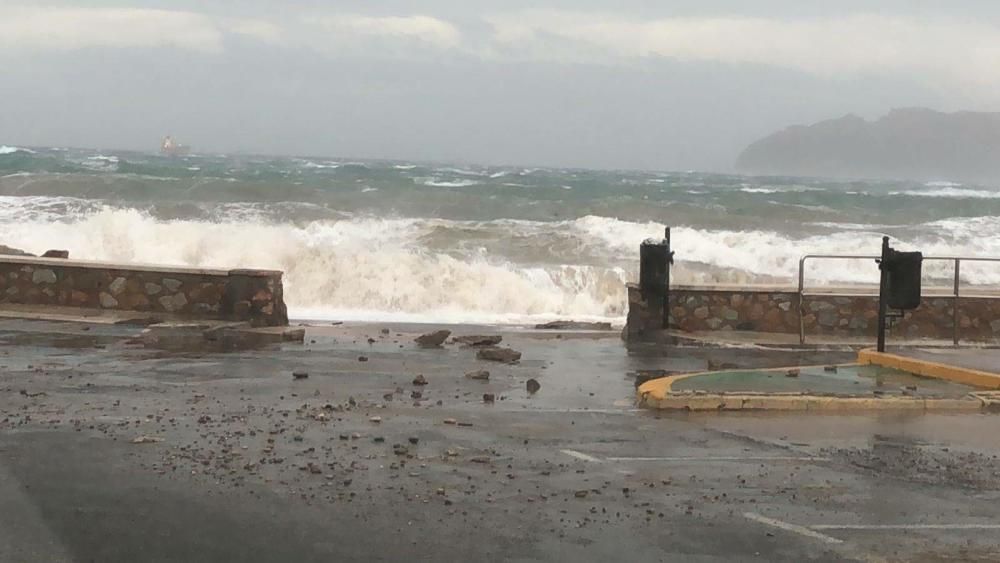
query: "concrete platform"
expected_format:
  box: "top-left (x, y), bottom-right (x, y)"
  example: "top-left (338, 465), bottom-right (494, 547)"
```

top-left (0, 304), bottom-right (305, 349)
top-left (641, 344), bottom-right (1000, 412)
top-left (6, 317), bottom-right (1000, 561)
top-left (671, 364), bottom-right (973, 398)
top-left (638, 363), bottom-right (988, 412)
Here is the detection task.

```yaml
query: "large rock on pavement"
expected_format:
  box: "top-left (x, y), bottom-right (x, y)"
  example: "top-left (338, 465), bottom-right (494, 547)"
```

top-left (415, 330), bottom-right (451, 348)
top-left (476, 346), bottom-right (522, 363)
top-left (452, 334), bottom-right (503, 347)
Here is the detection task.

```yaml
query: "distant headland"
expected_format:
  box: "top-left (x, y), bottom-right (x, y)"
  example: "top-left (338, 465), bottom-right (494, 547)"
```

top-left (736, 108), bottom-right (1000, 183)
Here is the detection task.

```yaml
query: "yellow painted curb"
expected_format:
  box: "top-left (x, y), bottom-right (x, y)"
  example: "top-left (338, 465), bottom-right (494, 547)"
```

top-left (858, 349), bottom-right (1000, 390)
top-left (635, 362), bottom-right (986, 412)
top-left (638, 392), bottom-right (982, 412)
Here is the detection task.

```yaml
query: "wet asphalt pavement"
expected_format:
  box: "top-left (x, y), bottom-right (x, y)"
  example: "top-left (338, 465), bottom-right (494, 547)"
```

top-left (2, 318), bottom-right (1000, 562)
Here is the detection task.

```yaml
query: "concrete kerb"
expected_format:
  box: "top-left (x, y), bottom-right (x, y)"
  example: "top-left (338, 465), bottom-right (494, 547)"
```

top-left (858, 348), bottom-right (1000, 390)
top-left (636, 363), bottom-right (987, 412)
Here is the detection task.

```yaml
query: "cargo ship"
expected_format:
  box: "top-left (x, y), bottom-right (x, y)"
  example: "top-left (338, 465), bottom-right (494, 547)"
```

top-left (160, 136), bottom-right (190, 156)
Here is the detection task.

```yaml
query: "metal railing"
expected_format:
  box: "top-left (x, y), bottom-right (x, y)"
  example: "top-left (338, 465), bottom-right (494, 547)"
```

top-left (797, 254), bottom-right (1000, 345)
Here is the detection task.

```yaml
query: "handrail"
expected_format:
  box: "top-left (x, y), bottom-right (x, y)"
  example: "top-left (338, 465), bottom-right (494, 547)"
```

top-left (797, 254), bottom-right (1000, 345)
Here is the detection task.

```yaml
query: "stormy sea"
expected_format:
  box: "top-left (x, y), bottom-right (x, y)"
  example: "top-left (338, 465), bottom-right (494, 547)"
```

top-left (2, 145), bottom-right (999, 323)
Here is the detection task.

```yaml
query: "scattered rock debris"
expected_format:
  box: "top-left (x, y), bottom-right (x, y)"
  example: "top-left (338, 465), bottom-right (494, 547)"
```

top-left (526, 379), bottom-right (541, 394)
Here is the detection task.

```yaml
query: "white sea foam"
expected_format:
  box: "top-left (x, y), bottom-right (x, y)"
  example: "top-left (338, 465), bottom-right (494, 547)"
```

top-left (301, 161), bottom-right (340, 169)
top-left (421, 178), bottom-right (479, 188)
top-left (890, 187), bottom-right (1000, 199)
top-left (5, 199), bottom-right (1000, 322)
top-left (739, 185), bottom-right (821, 194)
top-left (433, 167), bottom-right (487, 177)
top-left (925, 180), bottom-right (962, 187)
top-left (0, 145), bottom-right (35, 155)
top-left (0, 205), bottom-right (628, 322)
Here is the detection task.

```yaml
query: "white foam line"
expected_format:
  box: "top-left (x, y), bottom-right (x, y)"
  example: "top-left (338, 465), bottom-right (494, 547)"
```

top-left (743, 512), bottom-right (844, 545)
top-left (811, 523), bottom-right (1000, 530)
top-left (560, 449), bottom-right (603, 462)
top-left (606, 456), bottom-right (829, 462)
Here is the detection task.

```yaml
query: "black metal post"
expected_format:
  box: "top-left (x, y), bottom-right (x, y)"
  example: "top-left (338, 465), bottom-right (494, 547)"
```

top-left (663, 228), bottom-right (672, 329)
top-left (877, 236), bottom-right (889, 353)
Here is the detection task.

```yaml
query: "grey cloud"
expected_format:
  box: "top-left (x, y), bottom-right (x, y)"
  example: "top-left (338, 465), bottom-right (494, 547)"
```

top-left (0, 1), bottom-right (990, 170)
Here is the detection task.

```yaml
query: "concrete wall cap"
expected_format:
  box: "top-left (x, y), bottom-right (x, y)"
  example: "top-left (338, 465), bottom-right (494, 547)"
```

top-left (0, 255), bottom-right (280, 278)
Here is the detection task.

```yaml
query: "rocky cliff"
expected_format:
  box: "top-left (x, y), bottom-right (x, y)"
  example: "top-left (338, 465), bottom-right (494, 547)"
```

top-left (736, 108), bottom-right (1000, 182)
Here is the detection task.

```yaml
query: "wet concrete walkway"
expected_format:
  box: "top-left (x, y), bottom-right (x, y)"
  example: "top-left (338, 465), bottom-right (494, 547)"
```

top-left (895, 346), bottom-right (1000, 375)
top-left (3, 318), bottom-right (1000, 561)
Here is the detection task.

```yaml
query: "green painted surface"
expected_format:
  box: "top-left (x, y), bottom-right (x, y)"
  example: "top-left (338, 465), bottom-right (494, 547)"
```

top-left (672, 364), bottom-right (976, 398)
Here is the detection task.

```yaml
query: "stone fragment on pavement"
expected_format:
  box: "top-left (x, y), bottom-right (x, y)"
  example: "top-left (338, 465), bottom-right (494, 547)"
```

top-left (415, 330), bottom-right (451, 348)
top-left (465, 369), bottom-right (490, 380)
top-left (476, 347), bottom-right (521, 363)
top-left (526, 379), bottom-right (541, 394)
top-left (452, 335), bottom-right (502, 346)
top-left (131, 435), bottom-right (163, 444)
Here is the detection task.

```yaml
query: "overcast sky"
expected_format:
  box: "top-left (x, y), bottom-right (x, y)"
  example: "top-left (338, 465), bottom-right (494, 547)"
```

top-left (2, 1), bottom-right (999, 171)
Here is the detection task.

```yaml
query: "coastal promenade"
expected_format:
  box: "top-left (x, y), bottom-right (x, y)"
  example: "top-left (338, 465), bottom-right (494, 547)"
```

top-left (3, 315), bottom-right (1000, 561)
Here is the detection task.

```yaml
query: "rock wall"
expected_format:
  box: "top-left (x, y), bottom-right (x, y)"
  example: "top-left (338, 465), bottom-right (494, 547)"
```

top-left (626, 283), bottom-right (1000, 342)
top-left (0, 256), bottom-right (287, 327)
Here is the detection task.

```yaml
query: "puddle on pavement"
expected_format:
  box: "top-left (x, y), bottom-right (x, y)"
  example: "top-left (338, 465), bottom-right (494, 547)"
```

top-left (672, 364), bottom-right (976, 398)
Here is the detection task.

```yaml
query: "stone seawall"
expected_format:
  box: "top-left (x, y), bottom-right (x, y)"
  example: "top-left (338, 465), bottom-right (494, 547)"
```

top-left (627, 283), bottom-right (1000, 342)
top-left (0, 256), bottom-right (288, 326)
